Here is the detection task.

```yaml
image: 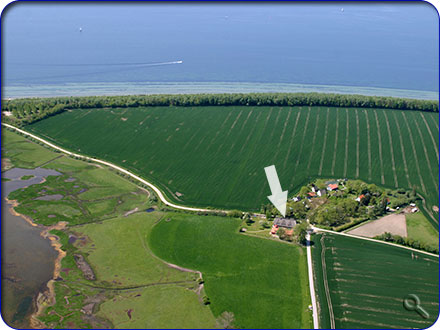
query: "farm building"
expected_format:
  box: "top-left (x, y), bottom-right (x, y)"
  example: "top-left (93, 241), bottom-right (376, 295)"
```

top-left (274, 218), bottom-right (297, 228)
top-left (317, 189), bottom-right (327, 197)
top-left (355, 194), bottom-right (365, 202)
top-left (270, 218), bottom-right (297, 236)
top-left (327, 183), bottom-right (338, 191)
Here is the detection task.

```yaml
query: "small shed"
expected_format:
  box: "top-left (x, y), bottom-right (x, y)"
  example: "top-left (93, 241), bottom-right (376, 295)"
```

top-left (317, 189), bottom-right (327, 197)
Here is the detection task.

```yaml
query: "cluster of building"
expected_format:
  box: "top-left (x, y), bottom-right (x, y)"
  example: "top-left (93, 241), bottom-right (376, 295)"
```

top-left (297, 181), bottom-right (340, 200)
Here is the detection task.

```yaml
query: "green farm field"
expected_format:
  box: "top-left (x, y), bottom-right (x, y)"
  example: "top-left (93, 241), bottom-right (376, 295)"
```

top-left (148, 214), bottom-right (312, 329)
top-left (312, 232), bottom-right (439, 329)
top-left (25, 106), bottom-right (439, 221)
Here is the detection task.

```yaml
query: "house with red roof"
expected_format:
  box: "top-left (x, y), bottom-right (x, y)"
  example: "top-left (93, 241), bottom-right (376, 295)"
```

top-left (327, 183), bottom-right (338, 191)
top-left (355, 194), bottom-right (365, 202)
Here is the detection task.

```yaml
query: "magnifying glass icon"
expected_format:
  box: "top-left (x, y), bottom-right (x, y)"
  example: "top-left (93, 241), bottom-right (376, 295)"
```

top-left (403, 294), bottom-right (430, 319)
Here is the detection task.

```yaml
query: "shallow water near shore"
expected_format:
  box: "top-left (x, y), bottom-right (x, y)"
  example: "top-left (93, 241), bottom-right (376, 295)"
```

top-left (1, 167), bottom-right (61, 328)
top-left (4, 81), bottom-right (439, 100)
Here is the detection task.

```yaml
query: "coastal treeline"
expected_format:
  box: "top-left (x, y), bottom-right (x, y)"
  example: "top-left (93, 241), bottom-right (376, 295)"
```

top-left (2, 92), bottom-right (438, 126)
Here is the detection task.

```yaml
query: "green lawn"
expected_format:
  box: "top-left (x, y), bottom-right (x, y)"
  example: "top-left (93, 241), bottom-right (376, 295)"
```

top-left (312, 232), bottom-right (439, 329)
top-left (406, 212), bottom-right (439, 249)
top-left (25, 106), bottom-right (439, 225)
top-left (148, 213), bottom-right (312, 329)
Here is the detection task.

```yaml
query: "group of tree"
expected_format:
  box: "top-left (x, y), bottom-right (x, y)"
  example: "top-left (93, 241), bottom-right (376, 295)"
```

top-left (375, 232), bottom-right (438, 254)
top-left (2, 92), bottom-right (438, 126)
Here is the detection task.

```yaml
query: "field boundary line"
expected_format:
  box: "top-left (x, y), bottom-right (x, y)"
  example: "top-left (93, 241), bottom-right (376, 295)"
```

top-left (402, 112), bottom-right (427, 194)
top-left (383, 111), bottom-right (398, 187)
top-left (419, 112), bottom-right (439, 161)
top-left (273, 108), bottom-right (292, 160)
top-left (182, 127), bottom-right (201, 151)
top-left (373, 110), bottom-right (385, 184)
top-left (413, 116), bottom-right (438, 191)
top-left (216, 109), bottom-right (244, 153)
top-left (312, 226), bottom-right (439, 258)
top-left (433, 115), bottom-right (439, 131)
top-left (2, 123), bottom-right (222, 214)
top-left (319, 234), bottom-right (335, 329)
top-left (227, 109), bottom-right (254, 156)
top-left (355, 109), bottom-right (360, 178)
top-left (306, 233), bottom-right (319, 329)
top-left (239, 110), bottom-right (262, 153)
top-left (268, 108), bottom-right (283, 144)
top-left (282, 110), bottom-right (301, 171)
top-left (318, 108), bottom-right (330, 176)
top-left (294, 107), bottom-right (311, 173)
top-left (392, 112), bottom-right (411, 187)
top-left (343, 109), bottom-right (349, 178)
top-left (306, 111), bottom-right (321, 170)
top-left (228, 109), bottom-right (243, 134)
top-left (331, 109), bottom-right (339, 176)
top-left (206, 111), bottom-right (233, 151)
top-left (364, 109), bottom-right (372, 181)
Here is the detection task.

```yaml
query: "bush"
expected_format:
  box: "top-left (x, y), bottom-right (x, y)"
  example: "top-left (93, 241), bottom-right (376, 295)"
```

top-left (202, 295), bottom-right (210, 305)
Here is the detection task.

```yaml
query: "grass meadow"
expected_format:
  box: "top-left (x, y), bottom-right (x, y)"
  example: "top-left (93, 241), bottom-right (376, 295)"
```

top-left (312, 232), bottom-right (439, 329)
top-left (2, 129), bottom-right (61, 169)
top-left (148, 213), bottom-right (312, 329)
top-left (406, 212), bottom-right (439, 249)
top-left (26, 106), bottom-right (439, 224)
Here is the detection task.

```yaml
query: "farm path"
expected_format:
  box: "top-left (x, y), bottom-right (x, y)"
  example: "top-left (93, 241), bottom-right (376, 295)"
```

top-left (373, 110), bottom-right (385, 185)
top-left (355, 109), bottom-right (360, 178)
top-left (282, 110), bottom-right (301, 171)
top-left (306, 233), bottom-right (320, 329)
top-left (419, 112), bottom-right (439, 161)
top-left (383, 111), bottom-right (398, 187)
top-left (393, 111), bottom-right (411, 187)
top-left (2, 123), bottom-right (219, 214)
top-left (343, 109), bottom-right (349, 178)
top-left (330, 109), bottom-right (339, 176)
top-left (294, 107), bottom-right (311, 173)
top-left (311, 226), bottom-right (439, 258)
top-left (318, 108), bottom-right (330, 176)
top-left (318, 234), bottom-right (335, 329)
top-left (363, 109), bottom-right (372, 181)
top-left (402, 112), bottom-right (427, 194)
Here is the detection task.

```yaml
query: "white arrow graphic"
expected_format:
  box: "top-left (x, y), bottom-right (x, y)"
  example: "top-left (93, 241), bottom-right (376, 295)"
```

top-left (264, 165), bottom-right (288, 217)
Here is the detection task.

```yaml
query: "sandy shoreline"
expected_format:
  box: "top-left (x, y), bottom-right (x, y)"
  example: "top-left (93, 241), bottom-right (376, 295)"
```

top-left (5, 197), bottom-right (67, 329)
top-left (3, 82), bottom-right (438, 100)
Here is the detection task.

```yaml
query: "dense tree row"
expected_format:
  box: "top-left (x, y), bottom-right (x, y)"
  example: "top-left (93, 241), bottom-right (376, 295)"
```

top-left (2, 92), bottom-right (438, 126)
top-left (375, 232), bottom-right (439, 254)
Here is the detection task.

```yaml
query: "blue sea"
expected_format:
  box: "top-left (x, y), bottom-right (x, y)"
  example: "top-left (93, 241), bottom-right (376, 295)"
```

top-left (2, 2), bottom-right (439, 99)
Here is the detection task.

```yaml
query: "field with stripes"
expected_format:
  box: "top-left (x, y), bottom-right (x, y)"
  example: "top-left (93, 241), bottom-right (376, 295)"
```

top-left (312, 232), bottom-right (439, 329)
top-left (25, 106), bottom-right (439, 218)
